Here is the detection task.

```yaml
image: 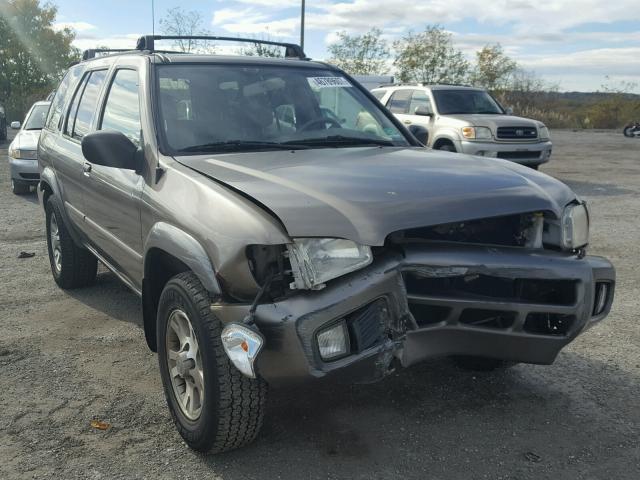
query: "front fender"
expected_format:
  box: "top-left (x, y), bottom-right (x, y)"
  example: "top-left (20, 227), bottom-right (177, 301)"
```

top-left (143, 222), bottom-right (221, 295)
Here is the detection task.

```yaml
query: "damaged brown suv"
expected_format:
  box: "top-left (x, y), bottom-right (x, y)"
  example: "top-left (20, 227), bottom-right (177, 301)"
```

top-left (37, 35), bottom-right (615, 453)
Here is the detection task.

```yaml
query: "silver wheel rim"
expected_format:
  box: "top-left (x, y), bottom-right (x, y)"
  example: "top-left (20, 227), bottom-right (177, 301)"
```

top-left (49, 213), bottom-right (62, 274)
top-left (166, 309), bottom-right (204, 421)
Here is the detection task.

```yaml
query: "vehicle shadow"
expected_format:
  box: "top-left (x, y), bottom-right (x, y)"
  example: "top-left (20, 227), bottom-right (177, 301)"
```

top-left (204, 352), bottom-right (639, 479)
top-left (65, 269), bottom-right (142, 327)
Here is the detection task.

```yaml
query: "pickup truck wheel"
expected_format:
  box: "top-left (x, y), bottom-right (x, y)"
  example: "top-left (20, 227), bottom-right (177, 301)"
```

top-left (452, 355), bottom-right (516, 372)
top-left (45, 197), bottom-right (98, 289)
top-left (157, 272), bottom-right (267, 453)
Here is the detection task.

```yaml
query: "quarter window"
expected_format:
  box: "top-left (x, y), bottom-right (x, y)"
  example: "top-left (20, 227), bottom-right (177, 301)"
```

top-left (387, 89), bottom-right (412, 114)
top-left (100, 70), bottom-right (141, 146)
top-left (46, 65), bottom-right (84, 132)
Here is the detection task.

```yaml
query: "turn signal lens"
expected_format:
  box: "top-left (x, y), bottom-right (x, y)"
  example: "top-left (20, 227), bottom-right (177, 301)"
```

top-left (221, 323), bottom-right (265, 378)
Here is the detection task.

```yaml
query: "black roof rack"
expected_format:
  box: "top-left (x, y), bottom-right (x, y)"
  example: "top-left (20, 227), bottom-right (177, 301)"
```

top-left (135, 35), bottom-right (308, 60)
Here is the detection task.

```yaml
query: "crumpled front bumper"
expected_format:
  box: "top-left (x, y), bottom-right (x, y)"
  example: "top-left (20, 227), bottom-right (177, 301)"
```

top-left (213, 243), bottom-right (615, 386)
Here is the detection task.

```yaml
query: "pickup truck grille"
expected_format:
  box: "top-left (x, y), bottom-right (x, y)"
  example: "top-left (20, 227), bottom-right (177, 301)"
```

top-left (497, 126), bottom-right (537, 140)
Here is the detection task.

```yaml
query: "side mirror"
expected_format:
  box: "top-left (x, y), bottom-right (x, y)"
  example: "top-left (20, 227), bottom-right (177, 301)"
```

top-left (10, 121), bottom-right (21, 129)
top-left (505, 107), bottom-right (514, 116)
top-left (414, 105), bottom-right (433, 117)
top-left (408, 124), bottom-right (429, 146)
top-left (82, 131), bottom-right (141, 171)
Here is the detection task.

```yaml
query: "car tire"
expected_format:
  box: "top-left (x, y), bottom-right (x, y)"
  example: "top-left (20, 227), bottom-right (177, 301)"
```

top-left (45, 196), bottom-right (98, 289)
top-left (436, 143), bottom-right (456, 152)
top-left (11, 179), bottom-right (30, 195)
top-left (157, 272), bottom-right (267, 454)
top-left (452, 355), bottom-right (516, 372)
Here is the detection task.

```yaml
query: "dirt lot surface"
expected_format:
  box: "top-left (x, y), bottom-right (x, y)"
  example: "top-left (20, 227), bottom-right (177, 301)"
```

top-left (1, 130), bottom-right (638, 479)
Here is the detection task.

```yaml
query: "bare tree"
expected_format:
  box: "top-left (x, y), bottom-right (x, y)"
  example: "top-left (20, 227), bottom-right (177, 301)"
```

top-left (159, 7), bottom-right (211, 52)
top-left (393, 26), bottom-right (469, 84)
top-left (241, 34), bottom-right (283, 58)
top-left (327, 28), bottom-right (390, 75)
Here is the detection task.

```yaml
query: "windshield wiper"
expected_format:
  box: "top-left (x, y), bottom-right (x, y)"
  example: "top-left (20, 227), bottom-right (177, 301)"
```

top-left (177, 140), bottom-right (309, 153)
top-left (285, 135), bottom-right (395, 147)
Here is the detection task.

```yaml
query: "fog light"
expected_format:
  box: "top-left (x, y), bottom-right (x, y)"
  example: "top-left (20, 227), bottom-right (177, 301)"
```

top-left (593, 283), bottom-right (609, 316)
top-left (221, 323), bottom-right (265, 378)
top-left (317, 321), bottom-right (349, 361)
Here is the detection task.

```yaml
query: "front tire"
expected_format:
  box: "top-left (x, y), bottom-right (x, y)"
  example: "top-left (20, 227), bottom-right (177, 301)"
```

top-left (436, 142), bottom-right (456, 152)
top-left (623, 126), bottom-right (635, 138)
top-left (157, 272), bottom-right (267, 454)
top-left (45, 197), bottom-right (97, 289)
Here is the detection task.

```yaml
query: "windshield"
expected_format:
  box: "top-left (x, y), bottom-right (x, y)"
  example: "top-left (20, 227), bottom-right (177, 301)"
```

top-left (432, 90), bottom-right (504, 115)
top-left (24, 104), bottom-right (50, 130)
top-left (155, 64), bottom-right (410, 154)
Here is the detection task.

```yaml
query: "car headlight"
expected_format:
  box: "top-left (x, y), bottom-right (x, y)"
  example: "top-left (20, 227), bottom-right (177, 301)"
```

top-left (287, 238), bottom-right (373, 290)
top-left (8, 147), bottom-right (37, 160)
top-left (539, 126), bottom-right (550, 140)
top-left (543, 203), bottom-right (589, 250)
top-left (561, 203), bottom-right (589, 249)
top-left (461, 126), bottom-right (492, 140)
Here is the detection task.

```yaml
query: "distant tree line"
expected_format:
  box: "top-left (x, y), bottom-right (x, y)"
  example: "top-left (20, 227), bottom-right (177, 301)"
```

top-left (0, 0), bottom-right (80, 122)
top-left (1, 3), bottom-right (638, 129)
top-left (328, 26), bottom-right (640, 129)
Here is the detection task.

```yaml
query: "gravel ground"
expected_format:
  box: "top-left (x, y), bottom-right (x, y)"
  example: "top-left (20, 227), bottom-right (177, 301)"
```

top-left (0, 130), bottom-right (638, 479)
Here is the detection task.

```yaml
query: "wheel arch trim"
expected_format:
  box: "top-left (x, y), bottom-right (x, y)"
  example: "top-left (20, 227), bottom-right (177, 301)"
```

top-left (143, 222), bottom-right (221, 296)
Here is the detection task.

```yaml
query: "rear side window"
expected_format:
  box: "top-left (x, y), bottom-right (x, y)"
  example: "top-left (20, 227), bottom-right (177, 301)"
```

top-left (66, 69), bottom-right (107, 140)
top-left (45, 65), bottom-right (83, 132)
top-left (372, 90), bottom-right (386, 101)
top-left (100, 69), bottom-right (141, 146)
top-left (387, 89), bottom-right (412, 114)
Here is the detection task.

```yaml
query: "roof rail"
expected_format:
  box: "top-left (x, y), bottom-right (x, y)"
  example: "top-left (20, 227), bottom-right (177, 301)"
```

top-left (135, 35), bottom-right (308, 60)
top-left (376, 82), bottom-right (424, 88)
top-left (82, 49), bottom-right (133, 61)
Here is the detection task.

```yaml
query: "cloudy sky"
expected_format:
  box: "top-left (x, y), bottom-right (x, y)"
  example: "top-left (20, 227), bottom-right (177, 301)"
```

top-left (53, 0), bottom-right (640, 92)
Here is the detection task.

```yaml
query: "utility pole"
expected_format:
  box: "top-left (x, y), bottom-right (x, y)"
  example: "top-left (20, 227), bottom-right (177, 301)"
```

top-left (151, 0), bottom-right (155, 35)
top-left (300, 0), bottom-right (305, 50)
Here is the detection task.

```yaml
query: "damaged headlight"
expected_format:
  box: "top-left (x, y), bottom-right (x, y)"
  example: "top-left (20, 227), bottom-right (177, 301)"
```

top-left (544, 203), bottom-right (589, 250)
top-left (287, 238), bottom-right (373, 290)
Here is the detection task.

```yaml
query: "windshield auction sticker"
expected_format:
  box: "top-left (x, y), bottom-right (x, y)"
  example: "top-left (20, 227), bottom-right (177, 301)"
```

top-left (308, 77), bottom-right (352, 88)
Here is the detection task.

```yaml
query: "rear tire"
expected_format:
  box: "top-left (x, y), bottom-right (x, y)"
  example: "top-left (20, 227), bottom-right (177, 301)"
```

top-left (11, 179), bottom-right (30, 195)
top-left (157, 272), bottom-right (267, 454)
top-left (452, 356), bottom-right (516, 372)
top-left (623, 126), bottom-right (636, 138)
top-left (45, 196), bottom-right (98, 289)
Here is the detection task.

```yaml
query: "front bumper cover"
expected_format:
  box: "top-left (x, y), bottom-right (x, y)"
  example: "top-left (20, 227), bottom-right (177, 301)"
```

top-left (213, 243), bottom-right (615, 386)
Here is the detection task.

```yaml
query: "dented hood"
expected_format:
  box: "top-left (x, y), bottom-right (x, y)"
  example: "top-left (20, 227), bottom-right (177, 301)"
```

top-left (177, 147), bottom-right (576, 246)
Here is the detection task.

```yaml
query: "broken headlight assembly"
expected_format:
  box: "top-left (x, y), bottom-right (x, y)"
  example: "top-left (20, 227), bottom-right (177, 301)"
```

top-left (287, 238), bottom-right (373, 290)
top-left (543, 203), bottom-right (589, 250)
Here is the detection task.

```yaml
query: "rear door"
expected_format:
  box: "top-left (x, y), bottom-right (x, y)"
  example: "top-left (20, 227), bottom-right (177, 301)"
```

top-left (386, 89), bottom-right (413, 126)
top-left (81, 67), bottom-right (144, 280)
top-left (50, 68), bottom-right (108, 227)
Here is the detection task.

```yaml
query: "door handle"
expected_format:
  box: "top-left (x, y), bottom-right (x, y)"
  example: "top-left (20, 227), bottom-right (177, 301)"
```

top-left (83, 163), bottom-right (92, 176)
top-left (403, 120), bottom-right (412, 125)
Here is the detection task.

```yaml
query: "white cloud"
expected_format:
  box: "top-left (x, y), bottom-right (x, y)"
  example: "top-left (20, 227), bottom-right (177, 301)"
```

top-left (71, 34), bottom-right (141, 51)
top-left (212, 8), bottom-right (268, 26)
top-left (52, 21), bottom-right (97, 32)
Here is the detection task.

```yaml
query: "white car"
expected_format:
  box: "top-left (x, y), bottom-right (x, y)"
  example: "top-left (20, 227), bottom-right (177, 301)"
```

top-left (7, 100), bottom-right (50, 194)
top-left (372, 85), bottom-right (552, 169)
